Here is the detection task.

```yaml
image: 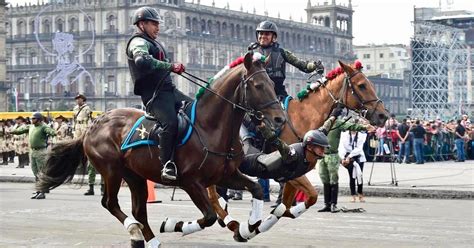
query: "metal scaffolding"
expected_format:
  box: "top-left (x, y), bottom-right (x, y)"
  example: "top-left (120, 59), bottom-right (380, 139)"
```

top-left (411, 21), bottom-right (468, 119)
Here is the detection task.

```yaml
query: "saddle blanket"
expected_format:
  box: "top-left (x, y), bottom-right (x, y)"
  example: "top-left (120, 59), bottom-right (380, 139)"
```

top-left (120, 101), bottom-right (197, 151)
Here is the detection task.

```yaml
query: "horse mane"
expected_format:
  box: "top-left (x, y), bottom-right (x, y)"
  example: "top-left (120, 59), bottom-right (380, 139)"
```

top-left (296, 60), bottom-right (363, 101)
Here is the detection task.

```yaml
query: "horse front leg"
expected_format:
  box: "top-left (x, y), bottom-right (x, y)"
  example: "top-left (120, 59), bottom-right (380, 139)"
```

top-left (281, 176), bottom-right (318, 219)
top-left (159, 183), bottom-right (217, 236)
top-left (123, 169), bottom-right (160, 248)
top-left (207, 185), bottom-right (239, 231)
top-left (218, 170), bottom-right (264, 242)
top-left (99, 168), bottom-right (146, 248)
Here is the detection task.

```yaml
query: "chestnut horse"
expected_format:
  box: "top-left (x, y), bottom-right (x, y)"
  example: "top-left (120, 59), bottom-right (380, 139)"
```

top-left (208, 60), bottom-right (389, 236)
top-left (37, 52), bottom-right (286, 247)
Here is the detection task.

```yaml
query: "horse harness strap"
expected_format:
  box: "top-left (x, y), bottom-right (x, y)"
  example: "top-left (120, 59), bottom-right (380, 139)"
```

top-left (322, 70), bottom-right (383, 120)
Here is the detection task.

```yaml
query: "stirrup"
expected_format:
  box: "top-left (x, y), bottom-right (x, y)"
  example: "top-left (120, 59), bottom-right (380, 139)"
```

top-left (161, 160), bottom-right (177, 181)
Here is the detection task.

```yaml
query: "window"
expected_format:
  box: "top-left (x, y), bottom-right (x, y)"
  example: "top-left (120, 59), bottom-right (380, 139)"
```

top-left (17, 20), bottom-right (26, 36)
top-left (83, 45), bottom-right (94, 63)
top-left (389, 53), bottom-right (394, 58)
top-left (84, 15), bottom-right (92, 31)
top-left (30, 52), bottom-right (38, 64)
top-left (105, 44), bottom-right (117, 62)
top-left (379, 64), bottom-right (384, 70)
top-left (379, 53), bottom-right (384, 58)
top-left (69, 17), bottom-right (78, 32)
top-left (397, 51), bottom-right (401, 56)
top-left (55, 18), bottom-right (64, 32)
top-left (218, 53), bottom-right (226, 67)
top-left (363, 54), bottom-right (370, 59)
top-left (391, 63), bottom-right (396, 69)
top-left (42, 19), bottom-right (50, 33)
top-left (204, 51), bottom-right (212, 65)
top-left (107, 75), bottom-right (116, 93)
top-left (29, 20), bottom-right (35, 34)
top-left (106, 14), bottom-right (117, 31)
top-left (366, 64), bottom-right (371, 70)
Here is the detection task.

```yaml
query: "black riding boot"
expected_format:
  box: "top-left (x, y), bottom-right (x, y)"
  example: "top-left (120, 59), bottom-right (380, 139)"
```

top-left (8, 151), bottom-right (14, 163)
top-left (16, 154), bottom-right (24, 168)
top-left (330, 184), bottom-right (340, 213)
top-left (84, 184), bottom-right (94, 195)
top-left (2, 152), bottom-right (8, 165)
top-left (159, 131), bottom-right (177, 181)
top-left (318, 184), bottom-right (331, 212)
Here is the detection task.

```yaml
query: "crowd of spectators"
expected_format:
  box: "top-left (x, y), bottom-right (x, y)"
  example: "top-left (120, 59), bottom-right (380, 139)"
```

top-left (364, 114), bottom-right (473, 163)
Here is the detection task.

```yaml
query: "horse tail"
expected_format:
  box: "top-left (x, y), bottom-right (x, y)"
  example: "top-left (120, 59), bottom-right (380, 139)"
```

top-left (36, 137), bottom-right (87, 192)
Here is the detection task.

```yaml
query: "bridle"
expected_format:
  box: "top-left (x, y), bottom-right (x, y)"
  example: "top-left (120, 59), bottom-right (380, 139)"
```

top-left (178, 65), bottom-right (283, 166)
top-left (323, 70), bottom-right (383, 120)
top-left (239, 69), bottom-right (281, 129)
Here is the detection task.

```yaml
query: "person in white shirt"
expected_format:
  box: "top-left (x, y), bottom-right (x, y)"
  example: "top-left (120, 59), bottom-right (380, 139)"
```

top-left (338, 129), bottom-right (368, 203)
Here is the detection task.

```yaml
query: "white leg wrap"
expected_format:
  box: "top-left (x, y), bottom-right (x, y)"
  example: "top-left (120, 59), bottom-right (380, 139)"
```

top-left (124, 216), bottom-right (144, 231)
top-left (272, 203), bottom-right (287, 218)
top-left (181, 220), bottom-right (203, 236)
top-left (147, 237), bottom-right (161, 248)
top-left (162, 217), bottom-right (177, 233)
top-left (239, 222), bottom-right (257, 240)
top-left (257, 214), bottom-right (279, 233)
top-left (218, 197), bottom-right (227, 209)
top-left (249, 198), bottom-right (263, 225)
top-left (289, 202), bottom-right (307, 218)
top-left (223, 215), bottom-right (235, 225)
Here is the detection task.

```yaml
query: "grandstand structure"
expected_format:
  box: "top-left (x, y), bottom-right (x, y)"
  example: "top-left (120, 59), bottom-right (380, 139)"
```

top-left (411, 7), bottom-right (472, 119)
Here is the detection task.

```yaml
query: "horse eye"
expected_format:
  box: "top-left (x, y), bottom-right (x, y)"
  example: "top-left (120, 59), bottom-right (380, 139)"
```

top-left (255, 83), bottom-right (264, 89)
top-left (358, 84), bottom-right (366, 90)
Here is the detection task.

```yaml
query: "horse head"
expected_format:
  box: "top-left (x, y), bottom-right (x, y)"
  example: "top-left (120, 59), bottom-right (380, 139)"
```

top-left (338, 60), bottom-right (389, 127)
top-left (241, 52), bottom-right (286, 130)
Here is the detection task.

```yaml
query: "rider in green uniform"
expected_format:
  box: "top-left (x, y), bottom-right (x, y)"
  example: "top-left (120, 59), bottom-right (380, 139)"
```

top-left (126, 6), bottom-right (191, 181)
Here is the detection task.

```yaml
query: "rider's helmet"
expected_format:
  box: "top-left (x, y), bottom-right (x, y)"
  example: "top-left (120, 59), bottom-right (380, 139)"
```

top-left (255, 21), bottom-right (278, 39)
top-left (132, 6), bottom-right (161, 25)
top-left (303, 130), bottom-right (329, 148)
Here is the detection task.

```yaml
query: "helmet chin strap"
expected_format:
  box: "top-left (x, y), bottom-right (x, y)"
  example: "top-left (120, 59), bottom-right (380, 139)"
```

top-left (138, 23), bottom-right (153, 40)
top-left (305, 146), bottom-right (324, 160)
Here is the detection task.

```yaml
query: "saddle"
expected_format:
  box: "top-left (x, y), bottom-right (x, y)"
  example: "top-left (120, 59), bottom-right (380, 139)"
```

top-left (121, 101), bottom-right (197, 151)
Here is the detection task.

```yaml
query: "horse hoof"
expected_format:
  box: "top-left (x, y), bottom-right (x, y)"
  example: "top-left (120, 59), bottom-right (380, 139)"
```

top-left (131, 239), bottom-right (145, 248)
top-left (233, 232), bottom-right (248, 243)
top-left (217, 218), bottom-right (226, 228)
top-left (159, 221), bottom-right (166, 233)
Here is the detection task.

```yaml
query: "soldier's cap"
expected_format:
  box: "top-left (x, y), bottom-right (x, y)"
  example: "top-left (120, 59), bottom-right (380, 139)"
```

top-left (55, 115), bottom-right (67, 121)
top-left (15, 116), bottom-right (26, 121)
top-left (75, 94), bottom-right (87, 101)
top-left (31, 112), bottom-right (43, 120)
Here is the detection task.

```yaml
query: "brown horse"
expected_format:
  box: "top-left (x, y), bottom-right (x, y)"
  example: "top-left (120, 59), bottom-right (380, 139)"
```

top-left (208, 60), bottom-right (389, 236)
top-left (37, 52), bottom-right (286, 247)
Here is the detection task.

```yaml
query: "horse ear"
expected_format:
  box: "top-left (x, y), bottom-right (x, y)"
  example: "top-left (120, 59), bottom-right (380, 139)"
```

top-left (338, 60), bottom-right (354, 74)
top-left (244, 52), bottom-right (253, 71)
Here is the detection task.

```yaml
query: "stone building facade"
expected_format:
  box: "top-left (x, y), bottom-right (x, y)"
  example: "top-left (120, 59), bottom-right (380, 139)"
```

top-left (0, 0), bottom-right (8, 111)
top-left (6, 0), bottom-right (354, 111)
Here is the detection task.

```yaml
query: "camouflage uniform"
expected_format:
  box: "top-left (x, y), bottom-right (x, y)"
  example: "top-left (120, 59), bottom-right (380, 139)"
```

top-left (3, 122), bottom-right (15, 164)
top-left (0, 120), bottom-right (7, 165)
top-left (73, 103), bottom-right (92, 138)
top-left (13, 121), bottom-right (29, 168)
top-left (53, 120), bottom-right (70, 144)
top-left (73, 95), bottom-right (98, 195)
top-left (318, 118), bottom-right (367, 213)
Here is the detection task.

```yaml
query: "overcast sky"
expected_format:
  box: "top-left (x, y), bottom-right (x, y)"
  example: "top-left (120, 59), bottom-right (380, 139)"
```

top-left (10, 0), bottom-right (474, 45)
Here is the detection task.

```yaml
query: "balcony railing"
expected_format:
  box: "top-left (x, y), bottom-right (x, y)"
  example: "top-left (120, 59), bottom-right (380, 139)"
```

top-left (103, 61), bottom-right (119, 67)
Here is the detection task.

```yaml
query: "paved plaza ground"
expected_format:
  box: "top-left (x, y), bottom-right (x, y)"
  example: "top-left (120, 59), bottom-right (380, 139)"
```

top-left (0, 183), bottom-right (473, 248)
